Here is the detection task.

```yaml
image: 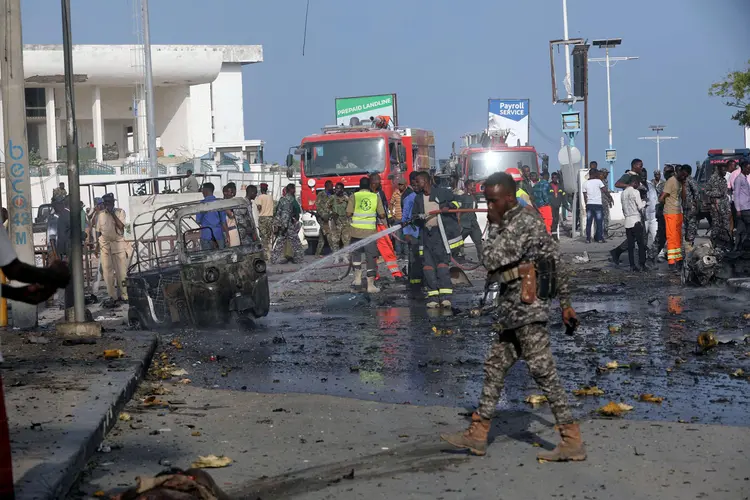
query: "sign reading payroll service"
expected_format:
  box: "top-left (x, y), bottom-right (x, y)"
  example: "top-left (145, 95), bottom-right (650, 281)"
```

top-left (335, 94), bottom-right (397, 127)
top-left (488, 99), bottom-right (530, 146)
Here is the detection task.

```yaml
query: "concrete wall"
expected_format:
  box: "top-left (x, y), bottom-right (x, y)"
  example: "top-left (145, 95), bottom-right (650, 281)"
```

top-left (155, 86), bottom-right (191, 156)
top-left (211, 63), bottom-right (244, 143)
top-left (189, 83), bottom-right (213, 157)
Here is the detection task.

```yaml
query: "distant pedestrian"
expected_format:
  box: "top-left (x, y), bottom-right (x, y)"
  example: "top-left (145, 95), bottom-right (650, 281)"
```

top-left (644, 173), bottom-right (659, 247)
top-left (681, 165), bottom-right (700, 251)
top-left (52, 182), bottom-right (67, 200)
top-left (455, 179), bottom-right (484, 260)
top-left (582, 170), bottom-right (605, 243)
top-left (181, 170), bottom-right (200, 193)
top-left (732, 160), bottom-right (750, 250)
top-left (390, 176), bottom-right (406, 258)
top-left (621, 175), bottom-right (647, 271)
top-left (533, 171), bottom-right (553, 233)
top-left (650, 165), bottom-right (674, 262)
top-left (401, 172), bottom-right (422, 288)
top-left (245, 184), bottom-right (261, 240)
top-left (255, 183), bottom-right (275, 259)
top-left (314, 180), bottom-right (334, 257)
top-left (549, 172), bottom-right (570, 239)
top-left (600, 169), bottom-right (614, 238)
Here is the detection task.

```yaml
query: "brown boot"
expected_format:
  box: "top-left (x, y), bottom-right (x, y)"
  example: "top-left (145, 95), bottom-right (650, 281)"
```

top-left (537, 422), bottom-right (586, 461)
top-left (440, 412), bottom-right (491, 456)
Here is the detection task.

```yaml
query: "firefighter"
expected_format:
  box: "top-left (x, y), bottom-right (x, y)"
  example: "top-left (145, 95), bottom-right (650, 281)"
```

top-left (370, 173), bottom-right (405, 282)
top-left (413, 171), bottom-right (463, 308)
top-left (400, 171), bottom-right (422, 290)
top-left (347, 176), bottom-right (385, 293)
top-left (96, 193), bottom-right (129, 306)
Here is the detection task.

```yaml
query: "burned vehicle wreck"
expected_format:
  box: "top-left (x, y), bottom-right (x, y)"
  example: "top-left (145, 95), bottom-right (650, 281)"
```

top-left (127, 198), bottom-right (270, 329)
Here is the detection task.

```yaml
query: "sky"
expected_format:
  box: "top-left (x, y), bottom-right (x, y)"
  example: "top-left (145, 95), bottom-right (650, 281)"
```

top-left (20, 0), bottom-right (750, 180)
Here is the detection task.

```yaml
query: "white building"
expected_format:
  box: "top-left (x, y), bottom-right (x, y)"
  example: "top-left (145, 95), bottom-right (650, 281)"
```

top-left (0, 44), bottom-right (263, 164)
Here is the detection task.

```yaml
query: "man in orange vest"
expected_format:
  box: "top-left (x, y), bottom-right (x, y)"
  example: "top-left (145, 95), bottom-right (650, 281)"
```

top-left (370, 173), bottom-right (405, 282)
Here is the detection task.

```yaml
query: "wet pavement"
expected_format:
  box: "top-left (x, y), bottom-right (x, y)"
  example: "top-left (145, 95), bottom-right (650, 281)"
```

top-left (158, 263), bottom-right (750, 427)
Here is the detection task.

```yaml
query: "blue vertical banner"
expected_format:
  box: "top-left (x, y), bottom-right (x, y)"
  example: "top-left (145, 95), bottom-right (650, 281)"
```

top-left (488, 99), bottom-right (530, 146)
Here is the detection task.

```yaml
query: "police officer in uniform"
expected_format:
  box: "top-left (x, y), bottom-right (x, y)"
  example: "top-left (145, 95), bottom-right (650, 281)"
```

top-left (347, 177), bottom-right (385, 293)
top-left (96, 193), bottom-right (129, 305)
top-left (440, 172), bottom-right (585, 461)
top-left (413, 171), bottom-right (463, 309)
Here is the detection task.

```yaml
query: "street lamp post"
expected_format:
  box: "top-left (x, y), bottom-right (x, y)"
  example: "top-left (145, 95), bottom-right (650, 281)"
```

top-left (590, 38), bottom-right (638, 190)
top-left (638, 125), bottom-right (678, 173)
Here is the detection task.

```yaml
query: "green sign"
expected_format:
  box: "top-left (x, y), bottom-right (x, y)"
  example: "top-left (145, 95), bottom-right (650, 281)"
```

top-left (335, 94), bottom-right (397, 126)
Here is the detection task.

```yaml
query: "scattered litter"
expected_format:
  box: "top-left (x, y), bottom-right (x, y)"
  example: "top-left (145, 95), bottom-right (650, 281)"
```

top-left (696, 331), bottom-right (718, 354)
top-left (731, 368), bottom-right (745, 378)
top-left (272, 336), bottom-right (287, 344)
top-left (178, 378), bottom-right (191, 384)
top-left (343, 469), bottom-right (355, 480)
top-left (524, 394), bottom-right (547, 406)
top-left (667, 296), bottom-right (683, 315)
top-left (272, 408), bottom-right (289, 413)
top-left (398, 434), bottom-right (409, 438)
top-left (95, 316), bottom-right (119, 321)
top-left (142, 396), bottom-right (168, 408)
top-left (381, 447), bottom-right (389, 451)
top-left (158, 428), bottom-right (172, 433)
top-left (170, 338), bottom-right (183, 349)
top-left (118, 413), bottom-right (131, 422)
top-left (537, 458), bottom-right (549, 464)
top-left (170, 368), bottom-right (189, 377)
top-left (608, 325), bottom-right (621, 334)
top-left (103, 349), bottom-right (125, 360)
top-left (573, 386), bottom-right (604, 397)
top-left (191, 455), bottom-right (233, 468)
top-left (93, 491), bottom-right (106, 497)
top-left (598, 401), bottom-right (634, 417)
top-left (192, 431), bottom-right (202, 437)
top-left (743, 313), bottom-right (750, 320)
top-left (572, 251), bottom-right (590, 264)
top-left (675, 358), bottom-right (687, 365)
top-left (605, 360), bottom-right (620, 369)
top-left (97, 443), bottom-right (112, 453)
top-left (639, 394), bottom-right (664, 403)
top-left (431, 326), bottom-right (454, 336)
top-left (159, 458), bottom-right (172, 467)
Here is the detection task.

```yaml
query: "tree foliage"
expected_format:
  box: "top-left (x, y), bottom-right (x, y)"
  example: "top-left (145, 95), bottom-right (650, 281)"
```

top-left (710, 60), bottom-right (750, 127)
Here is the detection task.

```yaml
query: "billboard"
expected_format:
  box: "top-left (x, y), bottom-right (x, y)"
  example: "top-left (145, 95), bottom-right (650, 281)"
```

top-left (335, 94), bottom-right (398, 127)
top-left (488, 99), bottom-right (530, 146)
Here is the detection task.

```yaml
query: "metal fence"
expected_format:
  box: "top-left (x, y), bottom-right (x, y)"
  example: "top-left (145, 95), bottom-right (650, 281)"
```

top-left (121, 160), bottom-right (168, 175)
top-left (175, 160), bottom-right (214, 174)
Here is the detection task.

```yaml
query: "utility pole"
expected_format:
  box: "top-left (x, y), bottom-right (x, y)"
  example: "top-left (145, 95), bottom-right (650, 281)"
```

top-left (562, 0), bottom-right (572, 98)
top-left (590, 38), bottom-right (638, 190)
top-left (638, 125), bottom-right (678, 173)
top-left (56, 0), bottom-right (100, 338)
top-left (1, 0), bottom-right (37, 329)
top-left (141, 0), bottom-right (158, 179)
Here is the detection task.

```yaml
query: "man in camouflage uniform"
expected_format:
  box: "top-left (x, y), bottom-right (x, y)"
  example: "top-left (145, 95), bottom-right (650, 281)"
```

top-left (441, 172), bottom-right (584, 461)
top-left (705, 163), bottom-right (732, 251)
top-left (329, 182), bottom-right (350, 259)
top-left (314, 180), bottom-right (334, 257)
top-left (600, 170), bottom-right (614, 238)
top-left (271, 183), bottom-right (304, 264)
top-left (681, 165), bottom-right (700, 250)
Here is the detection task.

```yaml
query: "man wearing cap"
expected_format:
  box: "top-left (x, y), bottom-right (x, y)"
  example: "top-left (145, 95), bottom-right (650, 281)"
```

top-left (95, 193), bottom-right (129, 305)
top-left (255, 183), bottom-right (275, 259)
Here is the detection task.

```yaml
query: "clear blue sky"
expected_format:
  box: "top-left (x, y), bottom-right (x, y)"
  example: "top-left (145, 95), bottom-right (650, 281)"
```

top-left (21, 0), bottom-right (750, 178)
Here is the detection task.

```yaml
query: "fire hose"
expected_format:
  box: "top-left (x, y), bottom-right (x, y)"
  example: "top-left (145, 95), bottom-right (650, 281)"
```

top-left (292, 208), bottom-right (489, 283)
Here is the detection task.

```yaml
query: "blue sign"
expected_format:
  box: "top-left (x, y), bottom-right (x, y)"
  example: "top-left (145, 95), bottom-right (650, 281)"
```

top-left (488, 99), bottom-right (531, 146)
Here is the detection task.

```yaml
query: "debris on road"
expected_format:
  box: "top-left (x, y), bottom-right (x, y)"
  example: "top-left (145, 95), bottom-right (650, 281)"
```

top-left (525, 394), bottom-right (547, 406)
top-left (639, 394), bottom-right (664, 403)
top-left (730, 368), bottom-right (745, 378)
top-left (573, 386), bottom-right (605, 397)
top-left (142, 396), bottom-right (168, 408)
top-left (598, 401), bottom-right (634, 417)
top-left (608, 325), bottom-right (621, 334)
top-left (118, 413), bottom-right (131, 421)
top-left (572, 251), bottom-right (590, 264)
top-left (103, 349), bottom-right (125, 359)
top-left (191, 454), bottom-right (233, 468)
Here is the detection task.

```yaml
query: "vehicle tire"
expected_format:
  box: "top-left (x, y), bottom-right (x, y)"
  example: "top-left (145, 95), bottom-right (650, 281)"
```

top-left (128, 308), bottom-right (144, 330)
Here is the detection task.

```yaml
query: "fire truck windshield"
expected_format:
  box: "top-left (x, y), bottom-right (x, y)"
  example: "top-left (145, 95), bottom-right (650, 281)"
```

top-left (303, 138), bottom-right (386, 177)
top-left (468, 151), bottom-right (538, 180)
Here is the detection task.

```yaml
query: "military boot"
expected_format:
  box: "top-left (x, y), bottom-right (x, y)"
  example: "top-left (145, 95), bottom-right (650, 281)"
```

top-left (440, 412), bottom-right (491, 456)
top-left (536, 422), bottom-right (586, 462)
top-left (440, 299), bottom-right (452, 309)
top-left (352, 269), bottom-right (362, 288)
top-left (366, 277), bottom-right (380, 294)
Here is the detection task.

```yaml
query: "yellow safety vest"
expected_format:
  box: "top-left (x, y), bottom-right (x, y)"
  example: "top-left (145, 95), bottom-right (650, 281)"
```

top-left (516, 188), bottom-right (531, 206)
top-left (351, 190), bottom-right (378, 230)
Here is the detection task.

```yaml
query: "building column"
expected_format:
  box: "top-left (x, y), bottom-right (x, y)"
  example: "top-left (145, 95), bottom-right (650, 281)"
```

top-left (0, 95), bottom-right (4, 164)
top-left (45, 87), bottom-right (57, 162)
top-left (92, 86), bottom-right (103, 162)
top-left (745, 126), bottom-right (750, 149)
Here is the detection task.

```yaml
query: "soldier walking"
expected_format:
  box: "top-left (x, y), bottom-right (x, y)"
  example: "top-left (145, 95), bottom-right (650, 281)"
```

top-left (681, 165), bottom-right (700, 252)
top-left (705, 163), bottom-right (732, 251)
top-left (271, 184), bottom-right (304, 264)
top-left (329, 182), bottom-right (351, 262)
top-left (440, 172), bottom-right (584, 461)
top-left (314, 181), bottom-right (334, 257)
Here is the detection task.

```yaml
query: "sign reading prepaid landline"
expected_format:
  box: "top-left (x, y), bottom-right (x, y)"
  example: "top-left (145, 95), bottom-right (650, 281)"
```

top-left (488, 99), bottom-right (530, 146)
top-left (335, 94), bottom-right (397, 127)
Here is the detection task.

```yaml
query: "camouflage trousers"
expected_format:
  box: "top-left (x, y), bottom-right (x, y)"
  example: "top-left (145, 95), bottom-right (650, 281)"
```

top-left (315, 219), bottom-right (333, 255)
top-left (258, 216), bottom-right (274, 259)
top-left (329, 219), bottom-right (350, 251)
top-left (710, 201), bottom-right (732, 247)
top-left (602, 202), bottom-right (610, 238)
top-left (271, 227), bottom-right (304, 264)
top-left (477, 322), bottom-right (574, 425)
top-left (683, 211), bottom-right (698, 244)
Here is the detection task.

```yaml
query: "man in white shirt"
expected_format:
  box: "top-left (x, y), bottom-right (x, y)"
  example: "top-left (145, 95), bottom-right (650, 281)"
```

top-left (622, 176), bottom-right (647, 271)
top-left (644, 175), bottom-right (659, 246)
top-left (582, 170), bottom-right (606, 243)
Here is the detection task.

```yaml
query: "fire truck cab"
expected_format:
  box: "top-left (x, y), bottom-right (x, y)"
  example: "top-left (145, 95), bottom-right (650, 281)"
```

top-left (287, 124), bottom-right (435, 249)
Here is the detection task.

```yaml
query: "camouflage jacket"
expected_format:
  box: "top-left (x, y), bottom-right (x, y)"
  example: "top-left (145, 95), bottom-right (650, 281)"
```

top-left (483, 204), bottom-right (572, 330)
top-left (273, 194), bottom-right (297, 232)
top-left (705, 173), bottom-right (728, 201)
top-left (684, 176), bottom-right (700, 214)
top-left (315, 190), bottom-right (333, 221)
top-left (330, 194), bottom-right (350, 221)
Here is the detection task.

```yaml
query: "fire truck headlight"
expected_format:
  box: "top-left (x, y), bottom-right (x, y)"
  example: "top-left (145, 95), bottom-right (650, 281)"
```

top-left (307, 179), bottom-right (316, 188)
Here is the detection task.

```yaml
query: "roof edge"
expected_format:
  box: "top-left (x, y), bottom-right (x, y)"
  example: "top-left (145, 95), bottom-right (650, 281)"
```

top-left (23, 44), bottom-right (263, 64)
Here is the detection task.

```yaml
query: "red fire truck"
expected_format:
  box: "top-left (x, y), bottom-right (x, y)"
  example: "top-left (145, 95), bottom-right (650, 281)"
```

top-left (452, 130), bottom-right (543, 194)
top-left (287, 125), bottom-right (435, 247)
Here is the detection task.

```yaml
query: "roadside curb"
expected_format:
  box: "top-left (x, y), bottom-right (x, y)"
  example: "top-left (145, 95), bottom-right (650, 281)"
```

top-left (14, 331), bottom-right (159, 500)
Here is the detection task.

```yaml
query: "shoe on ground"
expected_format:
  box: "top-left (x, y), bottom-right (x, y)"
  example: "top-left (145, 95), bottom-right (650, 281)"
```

top-left (426, 301), bottom-right (440, 309)
top-left (536, 422), bottom-right (586, 462)
top-left (440, 299), bottom-right (452, 309)
top-left (440, 412), bottom-right (490, 456)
